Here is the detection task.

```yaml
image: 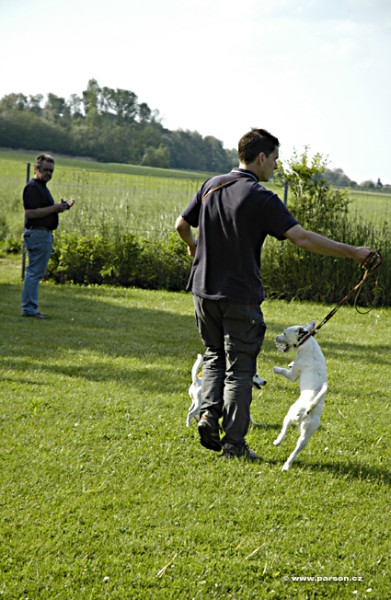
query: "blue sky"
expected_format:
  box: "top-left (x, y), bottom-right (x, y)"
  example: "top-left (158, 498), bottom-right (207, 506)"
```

top-left (1, 0), bottom-right (390, 183)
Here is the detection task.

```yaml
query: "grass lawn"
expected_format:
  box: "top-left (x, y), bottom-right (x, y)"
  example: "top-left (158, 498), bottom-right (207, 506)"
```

top-left (1, 258), bottom-right (390, 599)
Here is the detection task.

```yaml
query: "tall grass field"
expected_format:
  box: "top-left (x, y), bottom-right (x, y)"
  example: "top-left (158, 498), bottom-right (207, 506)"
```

top-left (1, 257), bottom-right (390, 599)
top-left (0, 150), bottom-right (209, 239)
top-left (1, 149), bottom-right (390, 242)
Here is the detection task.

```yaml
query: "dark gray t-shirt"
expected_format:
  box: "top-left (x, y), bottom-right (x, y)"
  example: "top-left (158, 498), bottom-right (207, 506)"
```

top-left (181, 168), bottom-right (298, 304)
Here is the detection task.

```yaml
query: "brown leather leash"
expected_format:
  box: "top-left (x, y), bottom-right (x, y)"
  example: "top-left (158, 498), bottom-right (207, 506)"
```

top-left (297, 250), bottom-right (383, 347)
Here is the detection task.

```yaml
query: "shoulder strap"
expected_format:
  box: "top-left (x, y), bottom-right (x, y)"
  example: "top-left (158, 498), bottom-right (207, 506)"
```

top-left (201, 177), bottom-right (241, 203)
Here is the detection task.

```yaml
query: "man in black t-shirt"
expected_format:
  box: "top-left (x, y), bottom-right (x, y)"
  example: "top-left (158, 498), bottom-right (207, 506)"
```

top-left (175, 128), bottom-right (378, 459)
top-left (21, 153), bottom-right (75, 319)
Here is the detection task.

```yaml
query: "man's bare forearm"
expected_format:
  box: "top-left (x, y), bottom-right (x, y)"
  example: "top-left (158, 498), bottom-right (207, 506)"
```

top-left (175, 216), bottom-right (197, 257)
top-left (285, 224), bottom-right (373, 265)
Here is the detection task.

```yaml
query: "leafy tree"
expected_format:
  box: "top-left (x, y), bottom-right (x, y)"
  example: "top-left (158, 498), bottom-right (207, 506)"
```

top-left (82, 78), bottom-right (101, 127)
top-left (164, 130), bottom-right (207, 170)
top-left (43, 94), bottom-right (71, 126)
top-left (276, 150), bottom-right (350, 236)
top-left (111, 88), bottom-right (138, 124)
top-left (138, 102), bottom-right (152, 124)
top-left (325, 167), bottom-right (351, 187)
top-left (141, 144), bottom-right (170, 168)
top-left (0, 93), bottom-right (28, 113)
top-left (67, 94), bottom-right (84, 119)
top-left (0, 111), bottom-right (74, 153)
top-left (204, 135), bottom-right (235, 172)
top-left (27, 94), bottom-right (44, 116)
top-left (361, 180), bottom-right (376, 189)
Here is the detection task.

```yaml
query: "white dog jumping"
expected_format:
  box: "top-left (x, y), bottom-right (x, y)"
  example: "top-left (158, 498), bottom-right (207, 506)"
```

top-left (186, 354), bottom-right (204, 427)
top-left (186, 354), bottom-right (266, 427)
top-left (273, 320), bottom-right (328, 471)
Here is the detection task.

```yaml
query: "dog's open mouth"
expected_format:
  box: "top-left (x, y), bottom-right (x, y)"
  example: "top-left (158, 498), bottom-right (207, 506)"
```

top-left (275, 340), bottom-right (290, 353)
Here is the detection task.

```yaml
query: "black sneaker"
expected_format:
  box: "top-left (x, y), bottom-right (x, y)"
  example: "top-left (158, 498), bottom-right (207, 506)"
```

top-left (221, 442), bottom-right (258, 459)
top-left (198, 411), bottom-right (222, 452)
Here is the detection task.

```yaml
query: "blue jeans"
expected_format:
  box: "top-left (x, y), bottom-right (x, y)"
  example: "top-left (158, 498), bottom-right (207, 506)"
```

top-left (193, 295), bottom-right (266, 446)
top-left (21, 230), bottom-right (53, 315)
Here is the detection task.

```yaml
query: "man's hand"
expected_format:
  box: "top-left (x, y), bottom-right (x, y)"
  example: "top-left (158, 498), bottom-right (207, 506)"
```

top-left (360, 249), bottom-right (382, 269)
top-left (187, 241), bottom-right (197, 257)
top-left (59, 198), bottom-right (75, 211)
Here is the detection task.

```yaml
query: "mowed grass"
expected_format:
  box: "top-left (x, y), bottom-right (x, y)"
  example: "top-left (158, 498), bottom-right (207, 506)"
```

top-left (1, 258), bottom-right (390, 599)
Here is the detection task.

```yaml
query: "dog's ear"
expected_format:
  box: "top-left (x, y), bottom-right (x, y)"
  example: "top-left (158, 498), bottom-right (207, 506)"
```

top-left (305, 320), bottom-right (316, 333)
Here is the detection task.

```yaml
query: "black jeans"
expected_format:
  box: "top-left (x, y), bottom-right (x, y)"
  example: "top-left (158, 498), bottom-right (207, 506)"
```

top-left (193, 295), bottom-right (266, 446)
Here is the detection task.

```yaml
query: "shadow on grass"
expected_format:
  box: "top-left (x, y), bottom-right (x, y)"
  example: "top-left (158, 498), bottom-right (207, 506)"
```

top-left (316, 460), bottom-right (391, 484)
top-left (272, 458), bottom-right (391, 485)
top-left (1, 277), bottom-right (388, 388)
top-left (250, 422), bottom-right (281, 431)
top-left (1, 280), bottom-right (388, 391)
top-left (0, 376), bottom-right (47, 386)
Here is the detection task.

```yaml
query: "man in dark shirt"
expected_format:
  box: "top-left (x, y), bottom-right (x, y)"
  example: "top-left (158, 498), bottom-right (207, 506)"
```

top-left (21, 153), bottom-right (75, 318)
top-left (175, 128), bottom-right (378, 459)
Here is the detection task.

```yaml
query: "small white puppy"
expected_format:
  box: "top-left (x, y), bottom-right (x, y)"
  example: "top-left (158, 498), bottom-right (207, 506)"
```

top-left (186, 354), bottom-right (266, 427)
top-left (273, 320), bottom-right (328, 471)
top-left (186, 354), bottom-right (204, 427)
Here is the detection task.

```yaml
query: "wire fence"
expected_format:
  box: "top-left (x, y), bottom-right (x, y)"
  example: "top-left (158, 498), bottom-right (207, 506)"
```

top-left (2, 162), bottom-right (390, 245)
top-left (2, 162), bottom-right (388, 300)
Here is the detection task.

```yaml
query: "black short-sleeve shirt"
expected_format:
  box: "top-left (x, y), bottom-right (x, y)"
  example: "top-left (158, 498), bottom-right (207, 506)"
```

top-left (23, 179), bottom-right (58, 231)
top-left (181, 168), bottom-right (298, 304)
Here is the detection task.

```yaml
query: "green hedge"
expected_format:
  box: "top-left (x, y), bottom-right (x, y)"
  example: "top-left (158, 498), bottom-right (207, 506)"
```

top-left (47, 232), bottom-right (191, 292)
top-left (40, 151), bottom-right (391, 306)
top-left (45, 220), bottom-right (390, 306)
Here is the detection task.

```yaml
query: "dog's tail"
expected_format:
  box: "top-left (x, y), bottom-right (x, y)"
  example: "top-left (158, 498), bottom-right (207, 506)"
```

top-left (306, 382), bottom-right (328, 415)
top-left (191, 353), bottom-right (203, 384)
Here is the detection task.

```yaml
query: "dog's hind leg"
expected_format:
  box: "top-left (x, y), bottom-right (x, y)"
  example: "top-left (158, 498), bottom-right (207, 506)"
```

top-left (273, 414), bottom-right (292, 446)
top-left (282, 433), bottom-right (310, 471)
top-left (186, 403), bottom-right (199, 427)
top-left (281, 421), bottom-right (319, 471)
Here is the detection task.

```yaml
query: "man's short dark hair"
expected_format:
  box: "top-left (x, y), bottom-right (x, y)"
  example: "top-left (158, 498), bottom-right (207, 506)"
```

top-left (238, 128), bottom-right (280, 163)
top-left (35, 153), bottom-right (55, 169)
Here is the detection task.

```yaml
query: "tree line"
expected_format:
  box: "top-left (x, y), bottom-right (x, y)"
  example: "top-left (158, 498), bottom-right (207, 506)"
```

top-left (0, 78), bottom-right (388, 188)
top-left (0, 79), bottom-right (236, 172)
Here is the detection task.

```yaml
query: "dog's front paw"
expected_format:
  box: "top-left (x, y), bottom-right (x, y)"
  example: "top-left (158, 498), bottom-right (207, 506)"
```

top-left (273, 439), bottom-right (281, 446)
top-left (282, 462), bottom-right (291, 472)
top-left (273, 366), bottom-right (282, 374)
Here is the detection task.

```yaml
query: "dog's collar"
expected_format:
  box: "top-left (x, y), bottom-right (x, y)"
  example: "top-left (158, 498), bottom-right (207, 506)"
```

top-left (298, 329), bottom-right (308, 342)
top-left (296, 329), bottom-right (316, 347)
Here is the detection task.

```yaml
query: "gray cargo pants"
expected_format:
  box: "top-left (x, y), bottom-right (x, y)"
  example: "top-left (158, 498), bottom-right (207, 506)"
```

top-left (193, 295), bottom-right (266, 446)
